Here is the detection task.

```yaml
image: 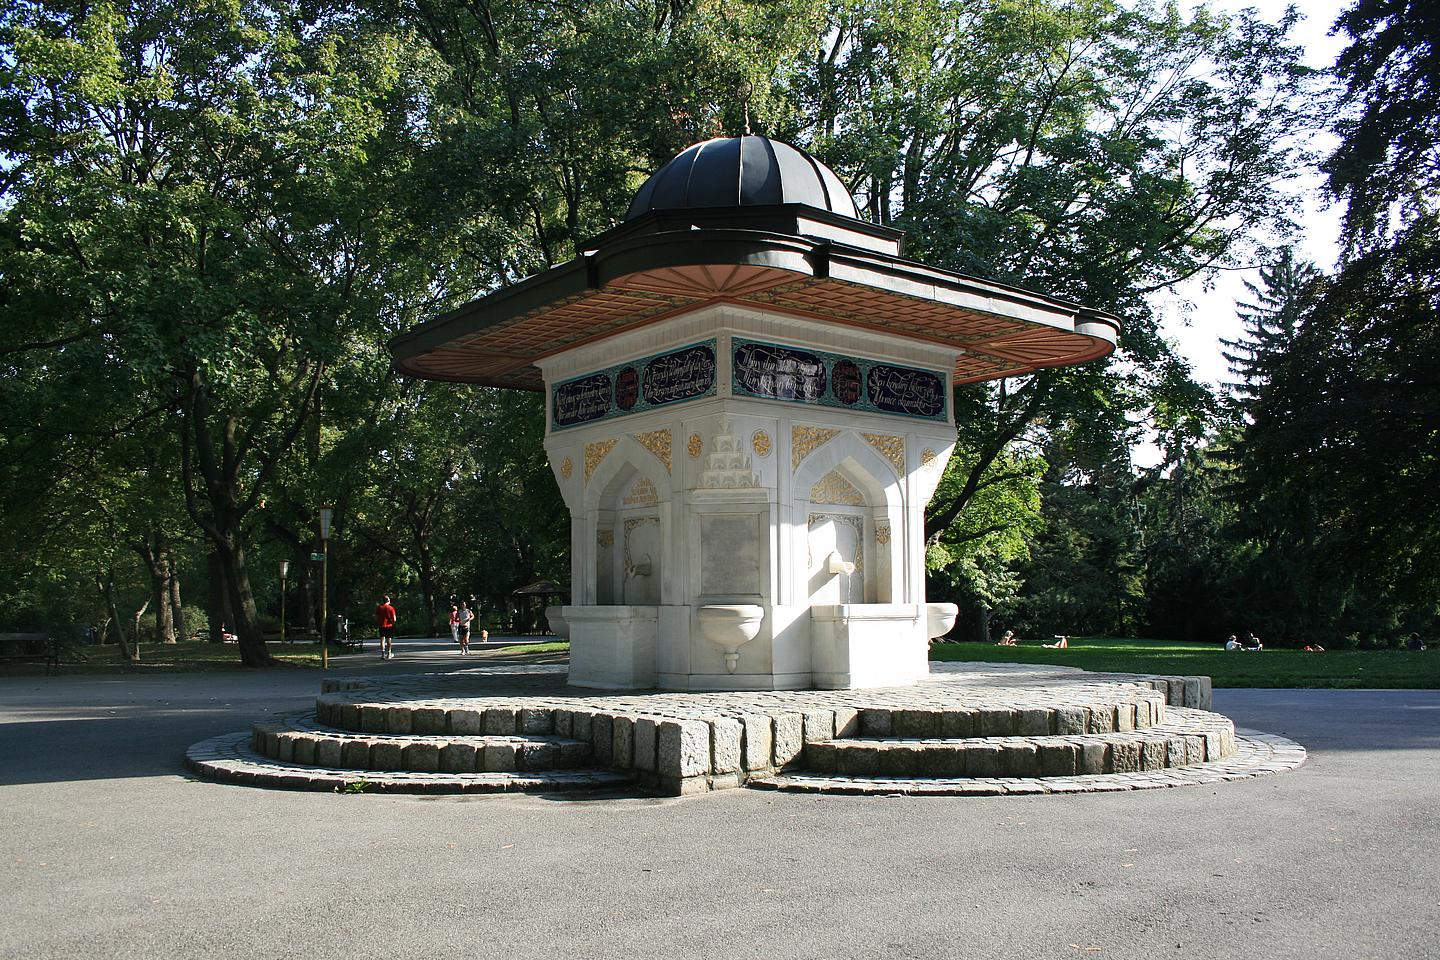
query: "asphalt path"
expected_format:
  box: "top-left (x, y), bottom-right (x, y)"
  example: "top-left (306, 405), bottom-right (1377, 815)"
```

top-left (2, 641), bottom-right (1436, 960)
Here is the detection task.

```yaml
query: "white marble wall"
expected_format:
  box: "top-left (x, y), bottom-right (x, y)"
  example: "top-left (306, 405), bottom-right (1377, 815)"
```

top-left (540, 304), bottom-right (959, 690)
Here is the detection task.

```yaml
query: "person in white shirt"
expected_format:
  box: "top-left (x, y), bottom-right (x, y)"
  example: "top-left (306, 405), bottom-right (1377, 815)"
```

top-left (1225, 635), bottom-right (1242, 651)
top-left (457, 602), bottom-right (474, 655)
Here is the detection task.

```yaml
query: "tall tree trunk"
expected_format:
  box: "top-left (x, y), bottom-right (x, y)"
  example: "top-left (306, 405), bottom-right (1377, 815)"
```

top-left (154, 565), bottom-right (175, 643)
top-left (133, 597), bottom-right (151, 649)
top-left (961, 603), bottom-right (991, 644)
top-left (301, 563), bottom-right (317, 633)
top-left (207, 549), bottom-right (233, 644)
top-left (213, 532), bottom-right (271, 666)
top-left (136, 533), bottom-right (177, 643)
top-left (168, 558), bottom-right (186, 640)
top-left (417, 541), bottom-right (439, 637)
top-left (97, 568), bottom-right (137, 663)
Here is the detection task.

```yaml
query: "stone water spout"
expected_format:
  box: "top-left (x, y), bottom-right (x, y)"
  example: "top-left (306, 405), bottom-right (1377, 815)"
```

top-left (623, 554), bottom-right (652, 605)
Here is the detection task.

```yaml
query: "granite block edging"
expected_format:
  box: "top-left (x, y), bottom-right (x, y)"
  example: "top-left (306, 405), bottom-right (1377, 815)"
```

top-left (191, 663), bottom-right (1282, 798)
top-left (186, 732), bottom-right (635, 795)
top-left (747, 728), bottom-right (1306, 796)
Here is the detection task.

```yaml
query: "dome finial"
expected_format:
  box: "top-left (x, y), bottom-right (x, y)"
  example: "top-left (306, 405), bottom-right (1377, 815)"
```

top-left (738, 80), bottom-right (753, 137)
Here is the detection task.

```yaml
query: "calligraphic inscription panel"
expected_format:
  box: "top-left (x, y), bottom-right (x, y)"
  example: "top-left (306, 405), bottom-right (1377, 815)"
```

top-left (731, 338), bottom-right (947, 422)
top-left (552, 340), bottom-right (717, 430)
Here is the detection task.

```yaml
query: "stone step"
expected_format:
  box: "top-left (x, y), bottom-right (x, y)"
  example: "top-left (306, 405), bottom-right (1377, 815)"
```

top-left (802, 709), bottom-right (1237, 779)
top-left (314, 697), bottom-right (568, 737)
top-left (312, 689), bottom-right (1173, 741)
top-left (857, 695), bottom-right (1168, 739)
top-left (251, 717), bottom-right (595, 774)
top-left (748, 729), bottom-right (1306, 796)
top-left (187, 732), bottom-right (635, 795)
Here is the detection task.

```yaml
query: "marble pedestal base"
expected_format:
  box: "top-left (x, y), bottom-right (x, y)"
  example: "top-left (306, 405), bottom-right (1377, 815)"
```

top-left (810, 603), bottom-right (928, 689)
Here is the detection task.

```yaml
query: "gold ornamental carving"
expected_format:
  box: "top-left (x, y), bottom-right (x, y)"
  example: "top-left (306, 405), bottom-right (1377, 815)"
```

top-left (875, 521), bottom-right (892, 545)
top-left (687, 433), bottom-right (703, 458)
top-left (751, 430), bottom-right (772, 458)
top-left (863, 433), bottom-right (905, 477)
top-left (623, 477), bottom-right (659, 506)
top-left (921, 448), bottom-right (938, 467)
top-left (584, 439), bottom-right (616, 483)
top-left (559, 457), bottom-right (573, 479)
top-left (791, 426), bottom-right (839, 469)
top-left (635, 429), bottom-right (672, 473)
top-left (810, 469), bottom-right (865, 506)
top-left (596, 528), bottom-right (614, 548)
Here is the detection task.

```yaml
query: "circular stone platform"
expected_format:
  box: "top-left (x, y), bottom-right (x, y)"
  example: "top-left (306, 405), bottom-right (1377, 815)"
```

top-left (185, 662), bottom-right (1305, 797)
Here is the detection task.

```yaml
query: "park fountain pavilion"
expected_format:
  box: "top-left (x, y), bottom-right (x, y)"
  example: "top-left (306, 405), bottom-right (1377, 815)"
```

top-left (187, 137), bottom-right (1304, 798)
top-left (390, 136), bottom-right (1118, 692)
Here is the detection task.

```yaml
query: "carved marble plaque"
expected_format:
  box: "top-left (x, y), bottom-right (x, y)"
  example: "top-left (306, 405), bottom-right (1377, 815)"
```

top-left (699, 515), bottom-right (761, 597)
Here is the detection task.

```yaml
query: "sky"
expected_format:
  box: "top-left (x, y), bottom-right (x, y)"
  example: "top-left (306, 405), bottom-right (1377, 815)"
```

top-left (1135, 0), bottom-right (1349, 467)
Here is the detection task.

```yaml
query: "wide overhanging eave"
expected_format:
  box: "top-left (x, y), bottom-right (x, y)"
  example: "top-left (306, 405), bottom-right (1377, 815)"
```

top-left (388, 226), bottom-right (1120, 388)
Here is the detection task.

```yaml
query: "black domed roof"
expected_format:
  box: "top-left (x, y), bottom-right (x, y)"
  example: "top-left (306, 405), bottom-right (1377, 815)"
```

top-left (625, 136), bottom-right (860, 221)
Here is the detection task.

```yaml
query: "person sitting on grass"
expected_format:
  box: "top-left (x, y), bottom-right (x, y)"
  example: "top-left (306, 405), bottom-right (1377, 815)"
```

top-left (1225, 634), bottom-right (1243, 651)
top-left (996, 630), bottom-right (1018, 646)
top-left (1245, 633), bottom-right (1264, 652)
top-left (1043, 635), bottom-right (1069, 649)
top-left (1304, 643), bottom-right (1326, 652)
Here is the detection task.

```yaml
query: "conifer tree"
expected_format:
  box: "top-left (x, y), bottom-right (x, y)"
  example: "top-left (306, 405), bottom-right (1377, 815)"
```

top-left (1219, 250), bottom-right (1323, 406)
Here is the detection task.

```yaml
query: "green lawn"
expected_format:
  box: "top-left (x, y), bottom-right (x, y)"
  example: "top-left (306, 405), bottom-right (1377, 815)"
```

top-left (930, 636), bottom-right (1439, 688)
top-left (0, 639), bottom-right (361, 675)
top-left (497, 641), bottom-right (570, 655)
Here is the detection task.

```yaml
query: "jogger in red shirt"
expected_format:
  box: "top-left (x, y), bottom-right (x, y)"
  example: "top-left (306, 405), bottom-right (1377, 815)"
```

top-left (375, 595), bottom-right (397, 660)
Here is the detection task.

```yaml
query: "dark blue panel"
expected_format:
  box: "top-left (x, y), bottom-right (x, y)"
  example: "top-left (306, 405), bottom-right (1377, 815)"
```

top-left (733, 342), bottom-right (827, 401)
top-left (553, 373), bottom-right (613, 426)
top-left (866, 365), bottom-right (946, 418)
top-left (642, 344), bottom-right (716, 404)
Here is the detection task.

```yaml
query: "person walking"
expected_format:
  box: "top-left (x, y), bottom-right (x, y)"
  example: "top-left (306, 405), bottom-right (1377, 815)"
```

top-left (448, 604), bottom-right (460, 645)
top-left (457, 602), bottom-right (474, 655)
top-left (375, 595), bottom-right (397, 660)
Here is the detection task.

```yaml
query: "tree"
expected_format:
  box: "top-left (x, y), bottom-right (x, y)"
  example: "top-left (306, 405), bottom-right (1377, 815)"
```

top-left (772, 0), bottom-right (1319, 558)
top-left (1221, 0), bottom-right (1440, 643)
top-left (1245, 218), bottom-right (1440, 610)
top-left (1219, 250), bottom-right (1323, 406)
top-left (1324, 0), bottom-right (1440, 252)
top-left (1, 4), bottom-right (451, 664)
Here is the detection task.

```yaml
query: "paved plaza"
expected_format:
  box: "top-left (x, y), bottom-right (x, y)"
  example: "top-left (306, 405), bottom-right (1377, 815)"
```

top-left (2, 637), bottom-right (1436, 959)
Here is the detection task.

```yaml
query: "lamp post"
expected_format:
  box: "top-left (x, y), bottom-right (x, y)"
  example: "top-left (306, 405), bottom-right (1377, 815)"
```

top-left (318, 505), bottom-right (333, 670)
top-left (278, 560), bottom-right (290, 644)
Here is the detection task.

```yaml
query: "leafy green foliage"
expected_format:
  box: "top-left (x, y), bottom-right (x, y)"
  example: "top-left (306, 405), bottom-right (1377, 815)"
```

top-left (1325, 0), bottom-right (1440, 250)
top-left (0, 0), bottom-right (1401, 662)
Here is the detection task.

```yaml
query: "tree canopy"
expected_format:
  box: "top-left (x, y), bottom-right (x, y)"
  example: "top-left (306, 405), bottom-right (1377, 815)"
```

top-left (1, 0), bottom-right (1433, 659)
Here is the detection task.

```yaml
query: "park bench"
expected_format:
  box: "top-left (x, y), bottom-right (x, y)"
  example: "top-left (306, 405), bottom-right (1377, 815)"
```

top-left (0, 633), bottom-right (60, 675)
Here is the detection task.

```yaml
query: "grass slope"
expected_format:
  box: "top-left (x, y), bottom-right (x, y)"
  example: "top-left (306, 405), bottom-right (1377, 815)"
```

top-left (0, 639), bottom-right (360, 675)
top-left (930, 636), bottom-right (1439, 688)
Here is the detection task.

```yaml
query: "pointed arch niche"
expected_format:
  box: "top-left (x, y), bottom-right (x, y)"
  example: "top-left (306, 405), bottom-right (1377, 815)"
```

top-left (791, 433), bottom-right (904, 607)
top-left (584, 439), bottom-right (673, 606)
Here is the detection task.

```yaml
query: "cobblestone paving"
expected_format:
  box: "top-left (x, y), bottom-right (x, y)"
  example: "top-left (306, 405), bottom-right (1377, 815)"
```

top-left (312, 661), bottom-right (1198, 731)
top-left (185, 661), bottom-right (1302, 798)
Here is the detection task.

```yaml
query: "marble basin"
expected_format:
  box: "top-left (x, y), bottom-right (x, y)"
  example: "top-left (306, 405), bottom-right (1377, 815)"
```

top-left (696, 604), bottom-right (765, 674)
top-left (544, 605), bottom-right (571, 640)
top-left (926, 602), bottom-right (959, 640)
